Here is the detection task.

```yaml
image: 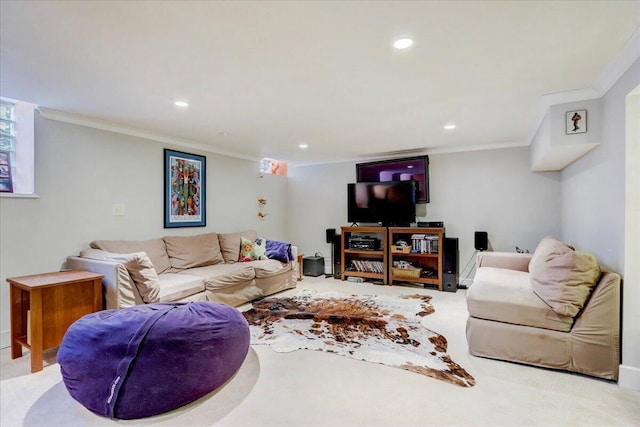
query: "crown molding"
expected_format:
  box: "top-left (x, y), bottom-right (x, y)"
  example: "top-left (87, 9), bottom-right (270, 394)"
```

top-left (37, 107), bottom-right (260, 162)
top-left (594, 27), bottom-right (640, 95)
top-left (525, 27), bottom-right (640, 146)
top-left (289, 141), bottom-right (530, 168)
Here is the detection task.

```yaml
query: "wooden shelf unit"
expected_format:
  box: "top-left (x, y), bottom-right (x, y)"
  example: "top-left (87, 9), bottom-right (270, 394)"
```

top-left (341, 226), bottom-right (388, 285)
top-left (388, 227), bottom-right (444, 291)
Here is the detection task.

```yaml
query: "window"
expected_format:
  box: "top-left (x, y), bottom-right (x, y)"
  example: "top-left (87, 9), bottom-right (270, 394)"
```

top-left (0, 97), bottom-right (36, 195)
top-left (259, 158), bottom-right (288, 176)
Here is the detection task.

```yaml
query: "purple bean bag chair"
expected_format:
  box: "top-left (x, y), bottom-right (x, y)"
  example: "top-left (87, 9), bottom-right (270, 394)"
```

top-left (57, 302), bottom-right (250, 420)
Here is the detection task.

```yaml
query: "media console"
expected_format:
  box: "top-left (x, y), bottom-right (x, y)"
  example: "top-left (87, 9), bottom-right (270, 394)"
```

top-left (340, 226), bottom-right (444, 291)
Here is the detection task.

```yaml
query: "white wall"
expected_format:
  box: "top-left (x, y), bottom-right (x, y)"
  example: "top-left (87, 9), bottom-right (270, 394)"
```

top-left (561, 58), bottom-right (640, 390)
top-left (289, 146), bottom-right (562, 280)
top-left (0, 114), bottom-right (288, 347)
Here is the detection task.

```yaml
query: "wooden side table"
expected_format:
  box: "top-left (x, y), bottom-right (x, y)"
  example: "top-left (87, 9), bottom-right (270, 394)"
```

top-left (7, 270), bottom-right (103, 373)
top-left (297, 254), bottom-right (304, 281)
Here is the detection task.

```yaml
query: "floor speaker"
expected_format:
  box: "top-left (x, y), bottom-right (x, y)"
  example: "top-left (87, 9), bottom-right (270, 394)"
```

top-left (474, 231), bottom-right (488, 251)
top-left (442, 237), bottom-right (459, 292)
top-left (332, 234), bottom-right (342, 279)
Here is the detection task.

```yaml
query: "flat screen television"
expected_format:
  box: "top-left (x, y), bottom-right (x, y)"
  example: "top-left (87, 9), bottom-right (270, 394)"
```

top-left (356, 155), bottom-right (429, 203)
top-left (347, 181), bottom-right (416, 226)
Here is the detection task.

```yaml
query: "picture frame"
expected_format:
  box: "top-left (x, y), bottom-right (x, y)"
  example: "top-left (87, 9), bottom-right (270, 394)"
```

top-left (0, 150), bottom-right (13, 193)
top-left (566, 110), bottom-right (587, 134)
top-left (164, 149), bottom-right (206, 228)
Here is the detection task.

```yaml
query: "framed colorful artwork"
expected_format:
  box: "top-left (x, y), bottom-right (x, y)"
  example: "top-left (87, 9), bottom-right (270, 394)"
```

top-left (164, 149), bottom-right (206, 228)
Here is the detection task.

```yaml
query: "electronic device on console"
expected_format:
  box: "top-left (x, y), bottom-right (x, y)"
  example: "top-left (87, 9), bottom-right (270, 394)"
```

top-left (348, 236), bottom-right (381, 251)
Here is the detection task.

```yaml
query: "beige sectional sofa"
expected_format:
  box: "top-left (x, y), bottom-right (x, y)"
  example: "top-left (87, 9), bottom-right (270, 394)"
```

top-left (66, 230), bottom-right (298, 310)
top-left (466, 236), bottom-right (620, 380)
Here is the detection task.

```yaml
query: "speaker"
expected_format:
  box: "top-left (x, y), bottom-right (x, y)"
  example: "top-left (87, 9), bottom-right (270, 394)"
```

top-left (325, 228), bottom-right (336, 244)
top-left (443, 273), bottom-right (458, 292)
top-left (442, 237), bottom-right (459, 292)
top-left (474, 231), bottom-right (488, 251)
top-left (303, 256), bottom-right (325, 277)
top-left (332, 234), bottom-right (342, 279)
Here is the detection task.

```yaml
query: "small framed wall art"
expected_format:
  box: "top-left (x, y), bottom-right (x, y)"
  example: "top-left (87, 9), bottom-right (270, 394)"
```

top-left (0, 150), bottom-right (13, 193)
top-left (164, 149), bottom-right (206, 228)
top-left (566, 110), bottom-right (587, 135)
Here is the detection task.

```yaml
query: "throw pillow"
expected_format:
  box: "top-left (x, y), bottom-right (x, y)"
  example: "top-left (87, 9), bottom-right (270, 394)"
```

top-left (239, 237), bottom-right (267, 262)
top-left (529, 236), bottom-right (600, 317)
top-left (218, 230), bottom-right (258, 263)
top-left (265, 239), bottom-right (293, 263)
top-left (80, 249), bottom-right (161, 303)
top-left (90, 238), bottom-right (172, 274)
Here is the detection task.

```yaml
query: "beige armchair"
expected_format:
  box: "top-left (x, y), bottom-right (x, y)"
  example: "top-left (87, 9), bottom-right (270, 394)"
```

top-left (466, 237), bottom-right (621, 380)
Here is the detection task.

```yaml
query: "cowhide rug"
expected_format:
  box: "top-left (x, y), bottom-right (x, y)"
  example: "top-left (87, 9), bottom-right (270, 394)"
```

top-left (243, 291), bottom-right (475, 387)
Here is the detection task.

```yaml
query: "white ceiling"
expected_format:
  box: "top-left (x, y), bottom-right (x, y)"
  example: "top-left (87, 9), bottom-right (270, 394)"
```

top-left (1, 1), bottom-right (639, 165)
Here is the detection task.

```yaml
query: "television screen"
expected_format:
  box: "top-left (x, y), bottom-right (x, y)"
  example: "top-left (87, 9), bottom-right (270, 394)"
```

top-left (356, 155), bottom-right (429, 203)
top-left (347, 181), bottom-right (416, 226)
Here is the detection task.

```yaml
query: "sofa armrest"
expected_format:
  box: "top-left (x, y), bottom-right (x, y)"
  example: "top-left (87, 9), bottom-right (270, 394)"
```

top-left (66, 256), bottom-right (143, 310)
top-left (476, 252), bottom-right (532, 272)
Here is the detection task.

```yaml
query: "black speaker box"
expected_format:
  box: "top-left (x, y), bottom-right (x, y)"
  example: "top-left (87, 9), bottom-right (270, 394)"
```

top-left (474, 231), bottom-right (488, 251)
top-left (332, 234), bottom-right (342, 279)
top-left (442, 237), bottom-right (459, 292)
top-left (443, 273), bottom-right (458, 292)
top-left (303, 256), bottom-right (325, 277)
top-left (325, 228), bottom-right (336, 244)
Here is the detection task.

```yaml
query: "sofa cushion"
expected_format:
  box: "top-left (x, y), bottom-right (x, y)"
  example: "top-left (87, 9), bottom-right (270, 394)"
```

top-left (239, 237), bottom-right (267, 262)
top-left (467, 267), bottom-right (574, 332)
top-left (90, 238), bottom-right (172, 274)
top-left (184, 263), bottom-right (256, 291)
top-left (251, 259), bottom-right (292, 279)
top-left (218, 230), bottom-right (257, 263)
top-left (163, 233), bottom-right (224, 270)
top-left (157, 273), bottom-right (205, 302)
top-left (529, 237), bottom-right (600, 317)
top-left (80, 249), bottom-right (160, 303)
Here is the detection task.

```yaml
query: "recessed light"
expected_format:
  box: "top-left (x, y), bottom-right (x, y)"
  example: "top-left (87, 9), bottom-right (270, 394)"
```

top-left (174, 101), bottom-right (189, 107)
top-left (393, 38), bottom-right (414, 49)
top-left (444, 124), bottom-right (456, 130)
top-left (298, 144), bottom-right (308, 149)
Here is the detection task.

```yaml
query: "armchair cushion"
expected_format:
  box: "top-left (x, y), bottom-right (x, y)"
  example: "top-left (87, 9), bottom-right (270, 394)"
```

top-left (529, 237), bottom-right (600, 317)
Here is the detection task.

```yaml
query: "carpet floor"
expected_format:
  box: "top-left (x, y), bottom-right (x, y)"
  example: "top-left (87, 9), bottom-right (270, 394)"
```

top-left (1, 276), bottom-right (639, 426)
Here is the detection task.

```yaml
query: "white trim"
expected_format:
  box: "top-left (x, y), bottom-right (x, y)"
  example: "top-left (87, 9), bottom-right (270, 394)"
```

top-left (595, 28), bottom-right (640, 95)
top-left (0, 192), bottom-right (39, 198)
top-left (37, 107), bottom-right (260, 161)
top-left (618, 365), bottom-right (640, 391)
top-left (289, 141), bottom-right (530, 168)
top-left (526, 27), bottom-right (640, 146)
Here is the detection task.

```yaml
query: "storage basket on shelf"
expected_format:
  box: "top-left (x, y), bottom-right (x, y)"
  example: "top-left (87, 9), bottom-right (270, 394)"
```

top-left (392, 267), bottom-right (422, 279)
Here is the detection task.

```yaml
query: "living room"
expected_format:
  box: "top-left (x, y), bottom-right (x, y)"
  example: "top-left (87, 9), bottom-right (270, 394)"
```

top-left (1, 1), bottom-right (639, 425)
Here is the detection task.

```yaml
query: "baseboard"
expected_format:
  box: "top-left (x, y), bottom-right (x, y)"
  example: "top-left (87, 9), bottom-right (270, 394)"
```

top-left (0, 330), bottom-right (9, 349)
top-left (618, 364), bottom-right (640, 391)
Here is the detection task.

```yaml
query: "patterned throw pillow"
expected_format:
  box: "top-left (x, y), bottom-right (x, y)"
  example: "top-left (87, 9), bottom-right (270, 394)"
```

top-left (239, 237), bottom-right (267, 262)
